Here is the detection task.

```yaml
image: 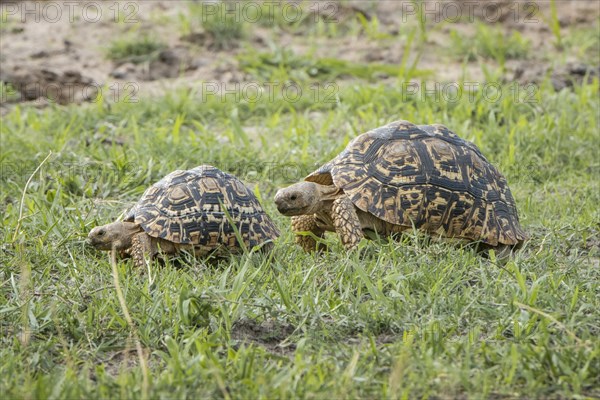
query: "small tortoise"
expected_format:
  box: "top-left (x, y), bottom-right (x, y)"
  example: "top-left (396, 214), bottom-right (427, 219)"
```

top-left (89, 165), bottom-right (279, 267)
top-left (274, 120), bottom-right (527, 251)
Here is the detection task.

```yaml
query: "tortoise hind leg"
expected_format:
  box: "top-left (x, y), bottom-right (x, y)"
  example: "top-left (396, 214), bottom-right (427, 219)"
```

top-left (331, 196), bottom-right (363, 250)
top-left (291, 215), bottom-right (325, 252)
top-left (131, 233), bottom-right (157, 268)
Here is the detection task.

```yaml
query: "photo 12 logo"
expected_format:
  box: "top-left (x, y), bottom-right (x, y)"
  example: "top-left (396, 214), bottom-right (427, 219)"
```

top-left (401, 81), bottom-right (539, 104)
top-left (201, 81), bottom-right (339, 104)
top-left (197, 1), bottom-right (339, 24)
top-left (1, 81), bottom-right (140, 105)
top-left (400, 1), bottom-right (539, 24)
top-left (1, 2), bottom-right (139, 24)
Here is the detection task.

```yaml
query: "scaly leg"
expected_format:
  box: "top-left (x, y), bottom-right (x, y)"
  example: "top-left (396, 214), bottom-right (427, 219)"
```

top-left (131, 233), bottom-right (156, 268)
top-left (331, 196), bottom-right (363, 250)
top-left (291, 215), bottom-right (325, 252)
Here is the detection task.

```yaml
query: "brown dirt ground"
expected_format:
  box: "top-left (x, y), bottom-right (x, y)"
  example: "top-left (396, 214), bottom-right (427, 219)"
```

top-left (1, 1), bottom-right (598, 114)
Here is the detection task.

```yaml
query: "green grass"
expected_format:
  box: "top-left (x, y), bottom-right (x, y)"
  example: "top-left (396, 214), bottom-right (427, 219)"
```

top-left (545, 0), bottom-right (563, 49)
top-left (179, 1), bottom-right (246, 50)
top-left (449, 23), bottom-right (531, 68)
top-left (562, 26), bottom-right (600, 65)
top-left (1, 76), bottom-right (598, 398)
top-left (238, 47), bottom-right (430, 83)
top-left (1, 8), bottom-right (599, 399)
top-left (0, 82), bottom-right (19, 103)
top-left (105, 36), bottom-right (166, 64)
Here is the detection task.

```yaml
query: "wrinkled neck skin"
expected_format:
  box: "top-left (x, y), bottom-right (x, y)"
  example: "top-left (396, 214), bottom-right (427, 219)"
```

top-left (317, 185), bottom-right (343, 211)
top-left (114, 221), bottom-right (141, 250)
top-left (306, 184), bottom-right (343, 231)
top-left (312, 184), bottom-right (341, 214)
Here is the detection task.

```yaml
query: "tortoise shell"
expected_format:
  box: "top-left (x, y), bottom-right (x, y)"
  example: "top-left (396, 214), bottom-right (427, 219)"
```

top-left (125, 165), bottom-right (279, 251)
top-left (306, 120), bottom-right (527, 246)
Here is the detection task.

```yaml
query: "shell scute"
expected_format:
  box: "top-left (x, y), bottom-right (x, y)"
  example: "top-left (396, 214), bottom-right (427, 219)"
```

top-left (308, 121), bottom-right (527, 246)
top-left (130, 165), bottom-right (279, 250)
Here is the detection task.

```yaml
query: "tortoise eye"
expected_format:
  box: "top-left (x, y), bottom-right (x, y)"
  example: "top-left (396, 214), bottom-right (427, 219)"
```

top-left (97, 229), bottom-right (105, 236)
top-left (290, 194), bottom-right (298, 201)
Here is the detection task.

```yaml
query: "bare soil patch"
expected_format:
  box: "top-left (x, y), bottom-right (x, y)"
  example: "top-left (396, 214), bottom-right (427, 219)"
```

top-left (1, 1), bottom-right (598, 113)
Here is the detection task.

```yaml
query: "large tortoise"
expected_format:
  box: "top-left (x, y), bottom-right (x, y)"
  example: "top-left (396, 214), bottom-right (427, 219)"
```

top-left (274, 120), bottom-right (527, 251)
top-left (88, 165), bottom-right (279, 266)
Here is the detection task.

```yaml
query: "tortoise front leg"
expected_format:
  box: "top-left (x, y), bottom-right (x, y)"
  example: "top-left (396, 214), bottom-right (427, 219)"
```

top-left (331, 196), bottom-right (363, 250)
top-left (291, 215), bottom-right (325, 252)
top-left (131, 233), bottom-right (157, 268)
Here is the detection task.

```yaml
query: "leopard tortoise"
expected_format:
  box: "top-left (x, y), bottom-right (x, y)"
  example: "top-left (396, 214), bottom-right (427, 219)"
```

top-left (274, 120), bottom-right (527, 252)
top-left (89, 165), bottom-right (279, 266)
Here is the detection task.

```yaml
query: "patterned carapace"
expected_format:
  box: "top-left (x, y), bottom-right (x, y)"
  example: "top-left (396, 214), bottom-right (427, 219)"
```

top-left (126, 165), bottom-right (279, 250)
top-left (306, 120), bottom-right (527, 246)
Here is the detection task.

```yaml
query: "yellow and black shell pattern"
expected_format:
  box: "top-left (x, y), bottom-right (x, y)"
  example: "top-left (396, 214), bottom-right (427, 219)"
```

top-left (306, 120), bottom-right (527, 246)
top-left (125, 165), bottom-right (279, 250)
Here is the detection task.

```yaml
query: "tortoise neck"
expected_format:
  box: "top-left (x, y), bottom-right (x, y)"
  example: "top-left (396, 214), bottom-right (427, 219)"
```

top-left (316, 183), bottom-right (342, 200)
top-left (314, 184), bottom-right (342, 214)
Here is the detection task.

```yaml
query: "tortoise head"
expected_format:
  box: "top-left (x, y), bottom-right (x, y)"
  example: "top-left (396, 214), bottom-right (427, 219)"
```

top-left (274, 181), bottom-right (338, 216)
top-left (88, 221), bottom-right (140, 251)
